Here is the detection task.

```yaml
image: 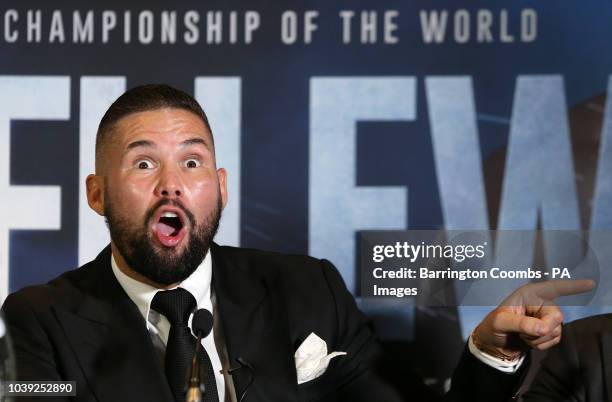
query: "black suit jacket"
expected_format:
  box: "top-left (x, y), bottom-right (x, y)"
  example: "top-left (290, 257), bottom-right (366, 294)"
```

top-left (522, 314), bottom-right (612, 402)
top-left (2, 244), bottom-right (523, 401)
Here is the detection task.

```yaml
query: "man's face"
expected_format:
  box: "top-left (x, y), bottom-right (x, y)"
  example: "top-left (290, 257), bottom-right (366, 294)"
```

top-left (88, 107), bottom-right (227, 286)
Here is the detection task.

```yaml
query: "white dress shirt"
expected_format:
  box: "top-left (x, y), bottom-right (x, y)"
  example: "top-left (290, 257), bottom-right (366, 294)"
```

top-left (468, 335), bottom-right (525, 373)
top-left (111, 251), bottom-right (236, 402)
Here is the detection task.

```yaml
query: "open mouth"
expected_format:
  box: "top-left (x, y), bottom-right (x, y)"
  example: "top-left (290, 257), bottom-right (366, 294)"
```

top-left (153, 210), bottom-right (187, 247)
top-left (158, 212), bottom-right (183, 236)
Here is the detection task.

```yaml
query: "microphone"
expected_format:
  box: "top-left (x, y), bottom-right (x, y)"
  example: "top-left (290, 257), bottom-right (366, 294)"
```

top-left (185, 309), bottom-right (214, 402)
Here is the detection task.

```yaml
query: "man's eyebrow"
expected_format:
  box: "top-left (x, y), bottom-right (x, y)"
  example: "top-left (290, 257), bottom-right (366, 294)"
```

top-left (123, 138), bottom-right (212, 153)
top-left (180, 137), bottom-right (212, 151)
top-left (125, 139), bottom-right (156, 151)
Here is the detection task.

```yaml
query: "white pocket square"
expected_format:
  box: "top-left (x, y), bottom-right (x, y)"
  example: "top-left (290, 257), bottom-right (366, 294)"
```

top-left (294, 332), bottom-right (347, 384)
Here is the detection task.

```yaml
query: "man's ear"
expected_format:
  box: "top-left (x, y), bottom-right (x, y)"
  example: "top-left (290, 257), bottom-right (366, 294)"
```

top-left (86, 174), bottom-right (105, 216)
top-left (217, 168), bottom-right (228, 210)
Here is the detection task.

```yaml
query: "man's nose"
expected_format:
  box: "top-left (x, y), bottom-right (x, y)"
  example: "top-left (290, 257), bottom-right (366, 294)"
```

top-left (154, 168), bottom-right (183, 198)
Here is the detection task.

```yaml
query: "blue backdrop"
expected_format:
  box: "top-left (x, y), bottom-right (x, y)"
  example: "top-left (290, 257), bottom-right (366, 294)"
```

top-left (3, 0), bottom-right (612, 389)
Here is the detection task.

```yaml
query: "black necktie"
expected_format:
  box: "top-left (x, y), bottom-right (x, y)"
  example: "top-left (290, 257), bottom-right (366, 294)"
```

top-left (151, 288), bottom-right (220, 402)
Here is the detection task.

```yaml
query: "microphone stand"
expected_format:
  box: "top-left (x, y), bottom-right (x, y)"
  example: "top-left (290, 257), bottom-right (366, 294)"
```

top-left (185, 333), bottom-right (204, 402)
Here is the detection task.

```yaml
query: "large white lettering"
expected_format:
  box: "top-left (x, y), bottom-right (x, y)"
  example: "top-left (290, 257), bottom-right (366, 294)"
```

top-left (0, 76), bottom-right (69, 302)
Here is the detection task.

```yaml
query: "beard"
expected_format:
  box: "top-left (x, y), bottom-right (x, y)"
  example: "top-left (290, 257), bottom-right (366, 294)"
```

top-left (104, 194), bottom-right (222, 286)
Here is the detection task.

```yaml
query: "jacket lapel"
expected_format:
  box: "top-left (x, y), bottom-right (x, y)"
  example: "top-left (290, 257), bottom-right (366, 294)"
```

top-left (211, 244), bottom-right (299, 402)
top-left (54, 246), bottom-right (173, 402)
top-left (602, 332), bottom-right (612, 402)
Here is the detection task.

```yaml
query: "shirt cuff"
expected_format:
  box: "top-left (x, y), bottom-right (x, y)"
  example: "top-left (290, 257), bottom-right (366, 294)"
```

top-left (468, 335), bottom-right (525, 374)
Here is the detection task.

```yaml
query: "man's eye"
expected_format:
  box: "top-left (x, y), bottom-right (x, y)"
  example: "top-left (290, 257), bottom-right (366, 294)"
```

top-left (185, 159), bottom-right (201, 168)
top-left (136, 160), bottom-right (154, 169)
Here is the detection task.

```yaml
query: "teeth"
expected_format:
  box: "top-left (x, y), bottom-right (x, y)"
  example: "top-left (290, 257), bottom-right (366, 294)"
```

top-left (161, 212), bottom-right (178, 218)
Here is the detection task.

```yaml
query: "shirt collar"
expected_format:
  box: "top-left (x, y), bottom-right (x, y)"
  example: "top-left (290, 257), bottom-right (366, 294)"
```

top-left (111, 251), bottom-right (213, 322)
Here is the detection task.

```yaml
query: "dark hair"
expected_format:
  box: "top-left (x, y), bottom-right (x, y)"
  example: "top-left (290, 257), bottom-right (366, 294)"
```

top-left (95, 84), bottom-right (212, 169)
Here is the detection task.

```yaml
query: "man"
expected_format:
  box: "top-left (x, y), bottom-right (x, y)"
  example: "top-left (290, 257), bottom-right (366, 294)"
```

top-left (1, 84), bottom-right (593, 402)
top-left (521, 313), bottom-right (612, 401)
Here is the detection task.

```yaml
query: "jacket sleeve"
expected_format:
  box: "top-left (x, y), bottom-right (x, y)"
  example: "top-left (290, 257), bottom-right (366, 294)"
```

top-left (317, 258), bottom-right (433, 402)
top-left (443, 345), bottom-right (528, 402)
top-left (318, 259), bottom-right (527, 402)
top-left (2, 291), bottom-right (71, 402)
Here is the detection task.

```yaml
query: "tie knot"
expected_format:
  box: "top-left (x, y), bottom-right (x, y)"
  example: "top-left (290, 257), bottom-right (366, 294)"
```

top-left (151, 288), bottom-right (196, 326)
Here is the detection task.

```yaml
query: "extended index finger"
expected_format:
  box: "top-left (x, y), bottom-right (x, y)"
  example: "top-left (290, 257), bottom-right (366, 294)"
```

top-left (530, 279), bottom-right (596, 300)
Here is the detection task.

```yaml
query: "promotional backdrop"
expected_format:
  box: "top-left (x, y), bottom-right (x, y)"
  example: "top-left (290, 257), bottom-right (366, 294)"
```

top-left (2, 0), bottom-right (612, 389)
